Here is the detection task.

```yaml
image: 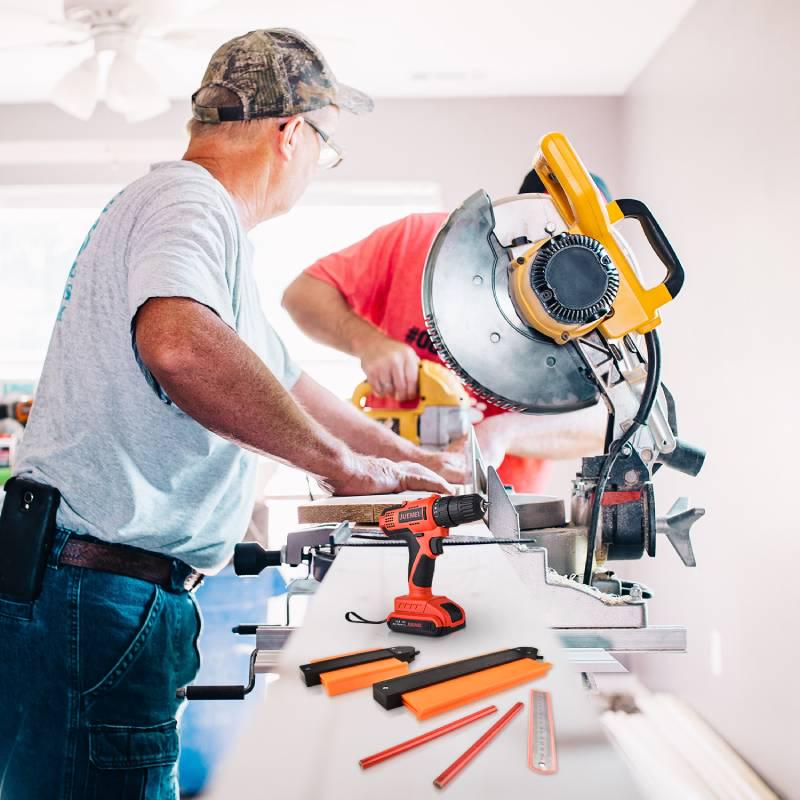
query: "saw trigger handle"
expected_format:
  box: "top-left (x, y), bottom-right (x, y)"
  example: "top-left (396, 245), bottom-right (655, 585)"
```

top-left (614, 198), bottom-right (685, 300)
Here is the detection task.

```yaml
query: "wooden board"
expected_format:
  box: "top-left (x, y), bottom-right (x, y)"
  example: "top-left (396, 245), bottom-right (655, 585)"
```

top-left (296, 493), bottom-right (429, 525)
top-left (298, 492), bottom-right (566, 528)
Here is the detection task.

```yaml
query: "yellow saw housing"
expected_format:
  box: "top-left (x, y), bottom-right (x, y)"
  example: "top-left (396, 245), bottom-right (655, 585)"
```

top-left (352, 361), bottom-right (469, 447)
top-left (509, 132), bottom-right (685, 343)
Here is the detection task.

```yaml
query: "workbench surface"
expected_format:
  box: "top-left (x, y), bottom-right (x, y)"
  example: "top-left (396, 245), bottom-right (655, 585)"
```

top-left (206, 531), bottom-right (643, 799)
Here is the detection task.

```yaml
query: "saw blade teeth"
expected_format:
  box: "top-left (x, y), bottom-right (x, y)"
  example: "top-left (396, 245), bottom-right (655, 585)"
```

top-left (424, 314), bottom-right (529, 413)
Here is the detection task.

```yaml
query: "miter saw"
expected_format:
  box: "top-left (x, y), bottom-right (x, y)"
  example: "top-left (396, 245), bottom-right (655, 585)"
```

top-left (352, 360), bottom-right (471, 449)
top-left (423, 132), bottom-right (706, 644)
top-left (179, 134), bottom-right (707, 701)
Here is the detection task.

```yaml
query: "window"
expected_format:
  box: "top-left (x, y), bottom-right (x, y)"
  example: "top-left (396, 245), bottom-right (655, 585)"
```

top-left (0, 186), bottom-right (114, 378)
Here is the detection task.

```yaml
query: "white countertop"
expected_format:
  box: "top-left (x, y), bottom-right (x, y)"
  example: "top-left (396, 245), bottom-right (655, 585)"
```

top-left (206, 530), bottom-right (643, 799)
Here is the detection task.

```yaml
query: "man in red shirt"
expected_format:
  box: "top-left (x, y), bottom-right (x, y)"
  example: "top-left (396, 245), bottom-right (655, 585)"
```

top-left (283, 172), bottom-right (607, 492)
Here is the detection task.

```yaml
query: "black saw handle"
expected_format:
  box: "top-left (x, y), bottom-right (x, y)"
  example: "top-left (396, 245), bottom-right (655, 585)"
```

top-left (616, 198), bottom-right (685, 299)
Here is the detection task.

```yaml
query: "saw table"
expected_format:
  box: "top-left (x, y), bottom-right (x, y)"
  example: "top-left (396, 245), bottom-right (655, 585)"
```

top-left (204, 523), bottom-right (644, 799)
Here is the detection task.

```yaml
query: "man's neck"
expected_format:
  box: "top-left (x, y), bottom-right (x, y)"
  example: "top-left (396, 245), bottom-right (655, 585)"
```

top-left (182, 149), bottom-right (279, 231)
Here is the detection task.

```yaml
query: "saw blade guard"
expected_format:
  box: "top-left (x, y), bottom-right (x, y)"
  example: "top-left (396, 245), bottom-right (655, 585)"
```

top-left (422, 189), bottom-right (600, 413)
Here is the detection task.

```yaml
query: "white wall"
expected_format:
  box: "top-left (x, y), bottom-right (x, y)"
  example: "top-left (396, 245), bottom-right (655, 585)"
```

top-left (618, 1), bottom-right (799, 795)
top-left (0, 96), bottom-right (623, 207)
top-left (324, 96), bottom-right (623, 208)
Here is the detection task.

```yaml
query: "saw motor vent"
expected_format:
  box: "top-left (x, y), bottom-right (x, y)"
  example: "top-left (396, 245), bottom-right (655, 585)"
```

top-left (530, 233), bottom-right (620, 325)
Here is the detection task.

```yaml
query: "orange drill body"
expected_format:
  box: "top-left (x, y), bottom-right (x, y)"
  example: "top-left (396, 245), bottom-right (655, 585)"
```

top-left (379, 494), bottom-right (485, 637)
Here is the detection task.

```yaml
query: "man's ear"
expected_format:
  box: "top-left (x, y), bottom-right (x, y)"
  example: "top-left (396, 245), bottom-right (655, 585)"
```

top-left (277, 116), bottom-right (304, 162)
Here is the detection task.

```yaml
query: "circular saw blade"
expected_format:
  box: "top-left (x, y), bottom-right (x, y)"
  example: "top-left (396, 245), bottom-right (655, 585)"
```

top-left (422, 190), bottom-right (599, 413)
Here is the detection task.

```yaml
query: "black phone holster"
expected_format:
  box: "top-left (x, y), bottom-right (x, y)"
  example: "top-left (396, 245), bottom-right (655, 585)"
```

top-left (0, 477), bottom-right (61, 601)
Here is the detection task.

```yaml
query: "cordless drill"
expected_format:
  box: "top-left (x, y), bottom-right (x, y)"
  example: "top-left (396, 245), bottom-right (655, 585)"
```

top-left (379, 494), bottom-right (486, 637)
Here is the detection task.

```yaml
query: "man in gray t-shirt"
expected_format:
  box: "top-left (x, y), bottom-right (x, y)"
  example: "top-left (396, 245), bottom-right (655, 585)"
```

top-left (1, 29), bottom-right (460, 798)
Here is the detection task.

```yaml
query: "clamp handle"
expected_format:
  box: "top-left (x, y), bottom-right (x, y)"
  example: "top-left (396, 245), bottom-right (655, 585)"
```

top-left (178, 650), bottom-right (257, 701)
top-left (233, 542), bottom-right (282, 576)
top-left (656, 497), bottom-right (705, 567)
top-left (180, 684), bottom-right (247, 701)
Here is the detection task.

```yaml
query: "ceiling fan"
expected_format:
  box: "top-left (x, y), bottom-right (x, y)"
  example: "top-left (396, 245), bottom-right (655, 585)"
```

top-left (0, 0), bottom-right (227, 122)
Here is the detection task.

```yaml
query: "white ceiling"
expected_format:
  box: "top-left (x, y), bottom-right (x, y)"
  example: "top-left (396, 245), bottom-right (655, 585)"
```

top-left (0, 0), bottom-right (696, 104)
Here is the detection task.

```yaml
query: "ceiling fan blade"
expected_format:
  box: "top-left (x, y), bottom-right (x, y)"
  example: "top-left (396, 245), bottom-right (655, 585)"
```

top-left (104, 51), bottom-right (170, 122)
top-left (134, 35), bottom-right (202, 82)
top-left (0, 9), bottom-right (87, 48)
top-left (152, 27), bottom-right (239, 51)
top-left (1, 1), bottom-right (66, 23)
top-left (119, 0), bottom-right (224, 34)
top-left (50, 52), bottom-right (99, 120)
top-left (0, 39), bottom-right (88, 51)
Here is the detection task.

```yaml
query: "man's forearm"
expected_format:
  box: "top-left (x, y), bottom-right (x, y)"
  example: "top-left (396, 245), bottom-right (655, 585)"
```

top-left (478, 405), bottom-right (607, 461)
top-left (291, 372), bottom-right (418, 461)
top-left (135, 298), bottom-right (355, 481)
top-left (282, 273), bottom-right (384, 357)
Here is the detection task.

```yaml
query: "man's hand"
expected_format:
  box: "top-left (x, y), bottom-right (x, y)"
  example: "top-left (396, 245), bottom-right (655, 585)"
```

top-left (360, 339), bottom-right (420, 401)
top-left (322, 455), bottom-right (453, 496)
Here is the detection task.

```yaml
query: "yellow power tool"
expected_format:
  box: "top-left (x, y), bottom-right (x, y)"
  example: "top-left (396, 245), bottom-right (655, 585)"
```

top-left (352, 361), bottom-right (470, 449)
top-left (422, 131), bottom-right (705, 587)
top-left (508, 132), bottom-right (684, 343)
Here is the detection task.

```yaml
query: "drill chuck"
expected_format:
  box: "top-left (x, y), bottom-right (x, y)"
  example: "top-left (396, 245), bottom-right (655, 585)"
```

top-left (432, 494), bottom-right (486, 528)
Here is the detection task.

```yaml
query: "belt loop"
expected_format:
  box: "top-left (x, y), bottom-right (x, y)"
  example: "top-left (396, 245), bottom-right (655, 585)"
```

top-left (48, 527), bottom-right (72, 569)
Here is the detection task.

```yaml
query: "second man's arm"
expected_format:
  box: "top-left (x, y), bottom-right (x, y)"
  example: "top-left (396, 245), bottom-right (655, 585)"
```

top-left (283, 273), bottom-right (420, 401)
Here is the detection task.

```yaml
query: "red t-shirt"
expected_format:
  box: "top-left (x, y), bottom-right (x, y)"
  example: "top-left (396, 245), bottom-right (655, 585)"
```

top-left (305, 213), bottom-right (548, 492)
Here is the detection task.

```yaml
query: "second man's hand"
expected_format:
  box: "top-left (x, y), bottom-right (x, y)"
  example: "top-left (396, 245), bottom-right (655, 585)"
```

top-left (359, 338), bottom-right (420, 401)
top-left (283, 275), bottom-right (422, 402)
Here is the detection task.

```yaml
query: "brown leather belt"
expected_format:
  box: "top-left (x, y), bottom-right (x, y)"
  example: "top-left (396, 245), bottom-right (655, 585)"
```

top-left (59, 538), bottom-right (204, 592)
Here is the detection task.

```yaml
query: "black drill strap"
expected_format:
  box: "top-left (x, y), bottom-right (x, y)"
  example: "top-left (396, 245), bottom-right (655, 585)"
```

top-left (373, 647), bottom-right (543, 709)
top-left (299, 646), bottom-right (419, 687)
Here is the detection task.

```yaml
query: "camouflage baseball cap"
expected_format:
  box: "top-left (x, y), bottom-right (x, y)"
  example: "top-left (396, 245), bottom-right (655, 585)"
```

top-left (192, 28), bottom-right (374, 123)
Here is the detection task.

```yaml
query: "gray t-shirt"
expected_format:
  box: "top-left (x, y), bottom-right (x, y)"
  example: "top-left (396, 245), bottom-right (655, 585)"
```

top-left (15, 161), bottom-right (301, 570)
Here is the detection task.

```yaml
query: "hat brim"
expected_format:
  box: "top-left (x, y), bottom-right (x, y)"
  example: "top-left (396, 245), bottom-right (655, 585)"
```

top-left (334, 82), bottom-right (374, 114)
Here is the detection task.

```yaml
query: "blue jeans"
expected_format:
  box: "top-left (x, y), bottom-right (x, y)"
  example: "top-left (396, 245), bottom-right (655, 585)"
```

top-left (0, 529), bottom-right (202, 799)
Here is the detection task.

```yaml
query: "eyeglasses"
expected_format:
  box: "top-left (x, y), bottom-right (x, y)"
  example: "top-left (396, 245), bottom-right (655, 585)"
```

top-left (302, 117), bottom-right (344, 169)
top-left (279, 116), bottom-right (344, 169)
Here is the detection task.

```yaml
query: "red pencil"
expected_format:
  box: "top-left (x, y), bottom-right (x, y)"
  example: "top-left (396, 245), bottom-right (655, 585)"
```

top-left (433, 701), bottom-right (524, 789)
top-left (359, 706), bottom-right (497, 769)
